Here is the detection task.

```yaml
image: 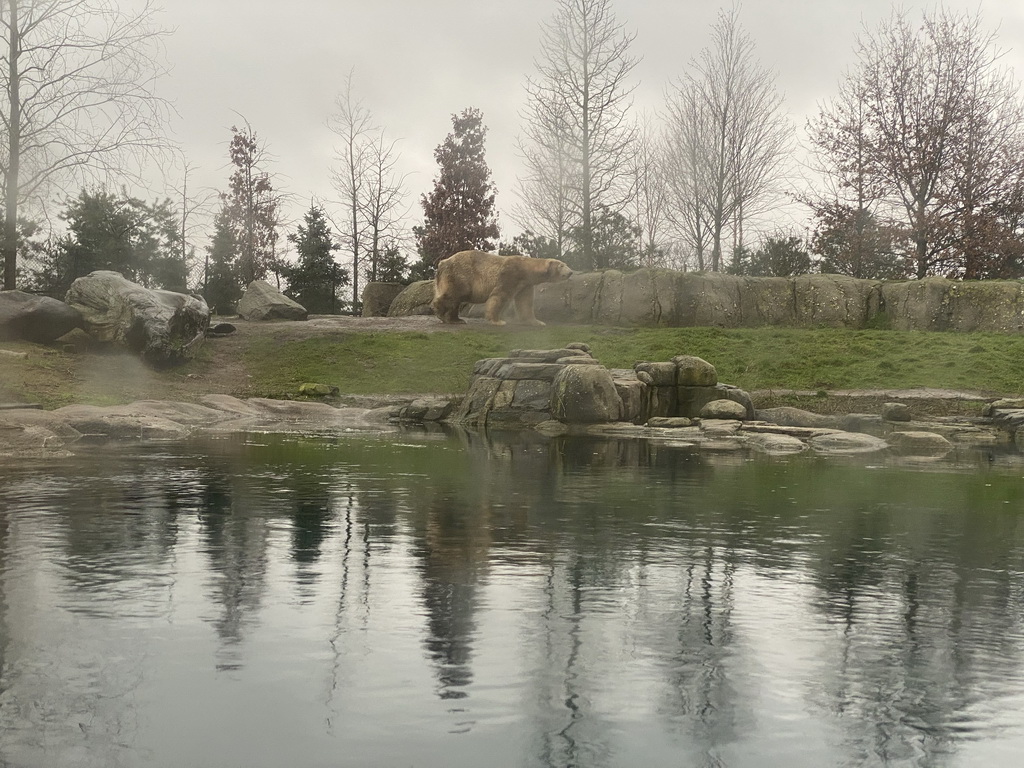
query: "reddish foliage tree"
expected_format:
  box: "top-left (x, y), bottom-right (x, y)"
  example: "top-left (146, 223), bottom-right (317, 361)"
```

top-left (413, 108), bottom-right (499, 273)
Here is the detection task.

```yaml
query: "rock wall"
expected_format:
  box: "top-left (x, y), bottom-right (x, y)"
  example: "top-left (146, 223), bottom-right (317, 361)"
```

top-left (450, 343), bottom-right (754, 428)
top-left (379, 271), bottom-right (1024, 331)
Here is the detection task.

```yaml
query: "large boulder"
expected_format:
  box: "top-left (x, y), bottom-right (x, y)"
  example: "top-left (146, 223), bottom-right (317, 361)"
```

top-left (0, 290), bottom-right (83, 343)
top-left (361, 282), bottom-right (407, 317)
top-left (237, 280), bottom-right (307, 320)
top-left (387, 280), bottom-right (435, 316)
top-left (550, 364), bottom-right (622, 424)
top-left (65, 271), bottom-right (209, 368)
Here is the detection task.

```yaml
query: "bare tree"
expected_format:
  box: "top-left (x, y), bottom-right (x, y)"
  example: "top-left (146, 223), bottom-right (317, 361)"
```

top-left (817, 7), bottom-right (1024, 278)
top-left (513, 85), bottom-right (576, 260)
top-left (328, 71), bottom-right (408, 303)
top-left (171, 157), bottom-right (218, 291)
top-left (360, 130), bottom-right (408, 283)
top-left (1, 0), bottom-right (173, 289)
top-left (328, 70), bottom-right (373, 310)
top-left (663, 84), bottom-right (712, 270)
top-left (518, 0), bottom-right (639, 270)
top-left (628, 114), bottom-right (669, 267)
top-left (663, 5), bottom-right (791, 272)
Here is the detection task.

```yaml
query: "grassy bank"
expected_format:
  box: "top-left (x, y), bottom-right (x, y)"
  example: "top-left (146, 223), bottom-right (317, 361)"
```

top-left (3, 324), bottom-right (1023, 410)
top-left (244, 326), bottom-right (1024, 397)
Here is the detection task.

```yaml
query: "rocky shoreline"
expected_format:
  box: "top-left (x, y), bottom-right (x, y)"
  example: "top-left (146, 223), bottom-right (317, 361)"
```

top-left (4, 340), bottom-right (1024, 462)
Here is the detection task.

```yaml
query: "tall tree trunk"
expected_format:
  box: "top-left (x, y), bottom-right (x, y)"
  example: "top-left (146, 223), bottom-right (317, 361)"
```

top-left (3, 0), bottom-right (20, 290)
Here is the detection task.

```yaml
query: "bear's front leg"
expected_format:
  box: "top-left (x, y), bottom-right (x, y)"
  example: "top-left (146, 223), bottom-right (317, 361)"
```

top-left (513, 287), bottom-right (545, 326)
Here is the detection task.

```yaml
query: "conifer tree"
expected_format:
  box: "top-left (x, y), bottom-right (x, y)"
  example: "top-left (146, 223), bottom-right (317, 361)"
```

top-left (284, 205), bottom-right (348, 314)
top-left (204, 204), bottom-right (242, 315)
top-left (413, 108), bottom-right (499, 275)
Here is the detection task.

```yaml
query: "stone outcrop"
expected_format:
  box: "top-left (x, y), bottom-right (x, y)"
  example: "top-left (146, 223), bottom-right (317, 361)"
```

top-left (237, 280), bottom-right (307, 321)
top-left (384, 265), bottom-right (1024, 333)
top-left (441, 343), bottom-right (1024, 458)
top-left (0, 290), bottom-right (83, 343)
top-left (387, 280), bottom-right (434, 316)
top-left (450, 344), bottom-right (756, 428)
top-left (361, 282), bottom-right (407, 317)
top-left (65, 271), bottom-right (209, 368)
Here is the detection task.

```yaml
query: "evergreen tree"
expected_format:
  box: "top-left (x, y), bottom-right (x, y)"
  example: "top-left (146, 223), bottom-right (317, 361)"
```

top-left (729, 235), bottom-right (813, 277)
top-left (204, 204), bottom-right (242, 315)
top-left (375, 241), bottom-right (410, 283)
top-left (283, 205), bottom-right (349, 314)
top-left (413, 108), bottom-right (499, 276)
top-left (38, 188), bottom-right (184, 294)
top-left (498, 231), bottom-right (560, 260)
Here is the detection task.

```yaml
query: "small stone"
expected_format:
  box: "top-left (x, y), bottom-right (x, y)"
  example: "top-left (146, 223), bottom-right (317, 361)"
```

top-left (887, 430), bottom-right (953, 455)
top-left (881, 402), bottom-right (912, 422)
top-left (700, 399), bottom-right (748, 420)
top-left (298, 383), bottom-right (339, 397)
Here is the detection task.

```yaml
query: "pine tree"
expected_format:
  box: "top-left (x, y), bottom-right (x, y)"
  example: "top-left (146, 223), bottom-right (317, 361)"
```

top-left (284, 205), bottom-right (349, 314)
top-left (413, 108), bottom-right (499, 275)
top-left (204, 204), bottom-right (242, 315)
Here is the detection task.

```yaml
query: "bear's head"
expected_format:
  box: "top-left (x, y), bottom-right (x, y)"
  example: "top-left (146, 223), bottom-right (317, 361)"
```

top-left (545, 259), bottom-right (573, 282)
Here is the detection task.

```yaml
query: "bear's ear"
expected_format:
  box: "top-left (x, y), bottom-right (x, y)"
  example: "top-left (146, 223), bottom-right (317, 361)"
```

top-left (546, 259), bottom-right (559, 277)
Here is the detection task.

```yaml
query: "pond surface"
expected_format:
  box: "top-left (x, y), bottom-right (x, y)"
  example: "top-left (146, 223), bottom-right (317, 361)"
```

top-left (2, 428), bottom-right (1024, 767)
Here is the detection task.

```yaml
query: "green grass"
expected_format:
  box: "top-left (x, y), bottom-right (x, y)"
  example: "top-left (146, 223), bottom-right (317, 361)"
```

top-left (242, 326), bottom-right (1024, 398)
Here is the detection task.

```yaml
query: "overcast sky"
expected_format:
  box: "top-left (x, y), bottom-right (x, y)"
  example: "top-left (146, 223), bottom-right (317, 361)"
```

top-left (155, 0), bottom-right (1024, 251)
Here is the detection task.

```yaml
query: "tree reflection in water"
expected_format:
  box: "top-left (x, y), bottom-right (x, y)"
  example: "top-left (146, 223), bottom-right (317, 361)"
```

top-left (1, 429), bottom-right (1024, 766)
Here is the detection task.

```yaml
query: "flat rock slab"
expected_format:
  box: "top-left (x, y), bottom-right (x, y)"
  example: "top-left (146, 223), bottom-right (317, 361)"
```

top-left (747, 433), bottom-right (808, 454)
top-left (887, 430), bottom-right (954, 455)
top-left (809, 431), bottom-right (890, 455)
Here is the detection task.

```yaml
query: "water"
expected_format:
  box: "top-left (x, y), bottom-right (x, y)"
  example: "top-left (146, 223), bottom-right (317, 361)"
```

top-left (2, 428), bottom-right (1024, 767)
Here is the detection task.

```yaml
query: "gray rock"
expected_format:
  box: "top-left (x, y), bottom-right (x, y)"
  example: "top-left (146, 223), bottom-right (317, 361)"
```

top-left (747, 433), bottom-right (808, 454)
top-left (700, 399), bottom-right (748, 420)
top-left (550, 364), bottom-right (622, 423)
top-left (237, 280), bottom-right (308, 321)
top-left (755, 406), bottom-right (840, 429)
top-left (838, 413), bottom-right (886, 435)
top-left (0, 290), bottom-right (83, 343)
top-left (881, 402), bottom-right (912, 422)
top-left (887, 430), bottom-right (953, 455)
top-left (510, 347), bottom-right (592, 361)
top-left (983, 398), bottom-right (1024, 416)
top-left (397, 397), bottom-right (458, 422)
top-left (614, 377), bottom-right (646, 424)
top-left (674, 355), bottom-right (718, 386)
top-left (678, 384), bottom-right (753, 420)
top-left (65, 271), bottom-right (209, 368)
top-left (497, 362), bottom-right (566, 381)
top-left (361, 282), bottom-right (406, 316)
top-left (0, 408), bottom-right (83, 456)
top-left (809, 431), bottom-right (890, 455)
top-left (646, 417), bottom-right (697, 428)
top-left (634, 361), bottom-right (677, 386)
top-left (387, 281), bottom-right (435, 316)
top-left (701, 419), bottom-right (743, 436)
